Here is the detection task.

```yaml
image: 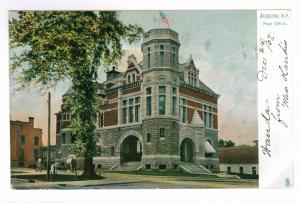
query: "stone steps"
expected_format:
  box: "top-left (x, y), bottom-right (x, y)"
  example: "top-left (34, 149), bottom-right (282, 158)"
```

top-left (179, 163), bottom-right (211, 174)
top-left (111, 162), bottom-right (142, 172)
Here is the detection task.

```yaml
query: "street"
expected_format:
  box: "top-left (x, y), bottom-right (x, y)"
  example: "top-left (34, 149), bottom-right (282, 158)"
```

top-left (11, 168), bottom-right (258, 189)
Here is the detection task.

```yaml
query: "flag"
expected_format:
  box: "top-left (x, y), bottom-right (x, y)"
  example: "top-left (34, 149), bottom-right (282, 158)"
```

top-left (159, 11), bottom-right (170, 27)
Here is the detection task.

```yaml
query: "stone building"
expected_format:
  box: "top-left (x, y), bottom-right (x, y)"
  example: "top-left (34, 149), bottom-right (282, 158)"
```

top-left (55, 28), bottom-right (220, 173)
top-left (10, 117), bottom-right (43, 167)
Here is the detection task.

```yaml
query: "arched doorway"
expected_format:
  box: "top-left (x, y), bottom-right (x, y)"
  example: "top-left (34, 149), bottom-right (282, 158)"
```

top-left (120, 135), bottom-right (142, 163)
top-left (180, 138), bottom-right (196, 163)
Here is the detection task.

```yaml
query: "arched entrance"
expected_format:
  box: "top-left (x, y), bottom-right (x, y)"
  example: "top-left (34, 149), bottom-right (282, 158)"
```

top-left (120, 135), bottom-right (142, 163)
top-left (180, 138), bottom-right (196, 163)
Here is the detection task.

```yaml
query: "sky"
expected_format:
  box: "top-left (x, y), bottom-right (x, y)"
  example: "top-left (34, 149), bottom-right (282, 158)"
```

top-left (9, 10), bottom-right (257, 146)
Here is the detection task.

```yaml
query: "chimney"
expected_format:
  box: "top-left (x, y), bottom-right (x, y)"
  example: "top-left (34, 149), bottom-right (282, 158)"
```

top-left (29, 117), bottom-right (34, 128)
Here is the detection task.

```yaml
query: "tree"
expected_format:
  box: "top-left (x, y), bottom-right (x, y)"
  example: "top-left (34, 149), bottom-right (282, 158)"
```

top-left (218, 139), bottom-right (235, 148)
top-left (225, 140), bottom-right (235, 147)
top-left (218, 139), bottom-right (225, 147)
top-left (10, 11), bottom-right (143, 176)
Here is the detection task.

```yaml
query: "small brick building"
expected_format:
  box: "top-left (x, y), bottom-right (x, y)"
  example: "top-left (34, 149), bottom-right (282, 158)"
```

top-left (10, 117), bottom-right (43, 167)
top-left (55, 28), bottom-right (220, 172)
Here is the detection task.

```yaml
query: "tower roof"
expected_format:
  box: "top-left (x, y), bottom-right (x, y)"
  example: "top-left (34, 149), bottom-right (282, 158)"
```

top-left (143, 28), bottom-right (180, 44)
top-left (191, 110), bottom-right (205, 128)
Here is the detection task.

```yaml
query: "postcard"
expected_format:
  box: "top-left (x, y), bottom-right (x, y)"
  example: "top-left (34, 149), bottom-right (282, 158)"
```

top-left (2, 6), bottom-right (295, 203)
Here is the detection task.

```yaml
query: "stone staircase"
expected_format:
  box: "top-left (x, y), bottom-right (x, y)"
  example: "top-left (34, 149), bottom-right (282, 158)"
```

top-left (179, 163), bottom-right (211, 174)
top-left (111, 161), bottom-right (142, 172)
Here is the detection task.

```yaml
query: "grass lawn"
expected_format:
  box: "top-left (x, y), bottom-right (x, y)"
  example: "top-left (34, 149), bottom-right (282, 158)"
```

top-left (11, 174), bottom-right (105, 182)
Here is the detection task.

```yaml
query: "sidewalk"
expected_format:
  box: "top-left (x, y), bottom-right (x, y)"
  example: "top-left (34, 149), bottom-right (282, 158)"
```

top-left (11, 168), bottom-right (258, 189)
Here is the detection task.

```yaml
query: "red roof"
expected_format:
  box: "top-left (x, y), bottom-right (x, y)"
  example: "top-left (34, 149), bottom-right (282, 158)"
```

top-left (219, 146), bottom-right (258, 164)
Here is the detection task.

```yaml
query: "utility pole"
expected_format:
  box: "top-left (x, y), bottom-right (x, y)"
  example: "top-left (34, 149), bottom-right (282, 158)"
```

top-left (46, 92), bottom-right (51, 180)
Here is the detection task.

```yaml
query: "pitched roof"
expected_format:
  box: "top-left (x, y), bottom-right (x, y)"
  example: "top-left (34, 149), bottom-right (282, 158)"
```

top-left (219, 146), bottom-right (258, 164)
top-left (198, 79), bottom-right (218, 97)
top-left (191, 110), bottom-right (205, 128)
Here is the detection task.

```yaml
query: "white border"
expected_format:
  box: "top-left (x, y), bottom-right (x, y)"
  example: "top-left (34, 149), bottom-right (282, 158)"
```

top-left (1, 0), bottom-right (299, 203)
top-left (257, 10), bottom-right (293, 188)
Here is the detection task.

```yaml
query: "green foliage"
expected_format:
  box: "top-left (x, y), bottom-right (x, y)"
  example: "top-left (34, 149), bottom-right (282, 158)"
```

top-left (10, 11), bottom-right (143, 175)
top-left (218, 139), bottom-right (235, 148)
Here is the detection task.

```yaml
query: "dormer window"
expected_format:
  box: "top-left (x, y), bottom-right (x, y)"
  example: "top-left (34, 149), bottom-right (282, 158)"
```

top-left (188, 71), bottom-right (198, 86)
top-left (132, 73), bottom-right (136, 82)
top-left (127, 74), bottom-right (131, 83)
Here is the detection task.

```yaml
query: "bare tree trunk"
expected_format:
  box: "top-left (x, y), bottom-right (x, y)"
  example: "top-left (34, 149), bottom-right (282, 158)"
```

top-left (82, 137), bottom-right (97, 177)
top-left (82, 155), bottom-right (96, 177)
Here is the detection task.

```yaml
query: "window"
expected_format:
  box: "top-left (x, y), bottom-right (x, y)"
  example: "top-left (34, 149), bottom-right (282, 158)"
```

top-left (159, 86), bottom-right (166, 115)
top-left (20, 136), bottom-right (25, 145)
top-left (127, 74), bottom-right (131, 83)
top-left (146, 87), bottom-right (152, 116)
top-left (135, 104), bottom-right (140, 122)
top-left (61, 133), bottom-right (66, 144)
top-left (205, 153), bottom-right (213, 157)
top-left (145, 164), bottom-right (151, 169)
top-left (173, 164), bottom-right (178, 169)
top-left (159, 44), bottom-right (165, 67)
top-left (146, 133), bottom-right (151, 142)
top-left (146, 97), bottom-right (152, 116)
top-left (34, 148), bottom-right (39, 160)
top-left (34, 136), bottom-right (39, 145)
top-left (129, 105), bottom-right (134, 123)
top-left (203, 105), bottom-right (213, 128)
top-left (146, 87), bottom-right (151, 95)
top-left (111, 146), bottom-right (115, 156)
top-left (16, 124), bottom-right (23, 132)
top-left (147, 47), bottom-right (151, 68)
top-left (239, 167), bottom-right (244, 174)
top-left (71, 133), bottom-right (76, 143)
top-left (159, 164), bottom-right (166, 170)
top-left (97, 164), bottom-right (102, 169)
top-left (172, 46), bottom-right (176, 67)
top-left (95, 145), bottom-right (101, 157)
top-left (18, 148), bottom-right (24, 161)
top-left (159, 128), bottom-right (165, 138)
top-left (132, 73), bottom-right (136, 82)
top-left (188, 72), bottom-right (198, 86)
top-left (99, 112), bottom-right (104, 127)
top-left (122, 108), bottom-right (127, 124)
top-left (122, 100), bottom-right (128, 124)
top-left (227, 166), bottom-right (231, 173)
top-left (159, 96), bottom-right (166, 115)
top-left (159, 86), bottom-right (166, 94)
top-left (252, 167), bottom-right (257, 175)
top-left (180, 98), bottom-right (187, 123)
top-left (122, 97), bottom-right (140, 124)
top-left (172, 87), bottom-right (177, 116)
top-left (62, 113), bottom-right (71, 121)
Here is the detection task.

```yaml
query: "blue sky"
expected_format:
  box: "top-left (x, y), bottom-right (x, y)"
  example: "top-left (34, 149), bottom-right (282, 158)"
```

top-left (10, 10), bottom-right (257, 145)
